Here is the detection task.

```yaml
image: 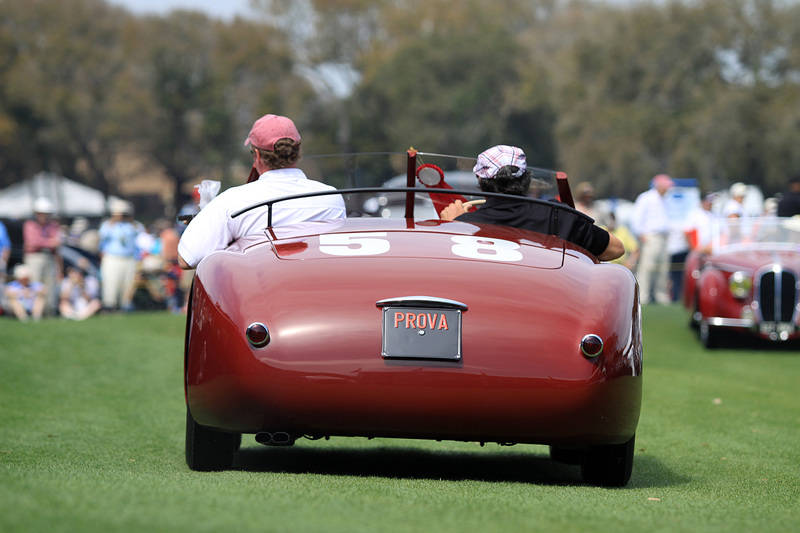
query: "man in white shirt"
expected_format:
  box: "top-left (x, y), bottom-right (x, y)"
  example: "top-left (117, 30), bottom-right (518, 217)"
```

top-left (178, 114), bottom-right (346, 270)
top-left (631, 174), bottom-right (674, 305)
top-left (684, 192), bottom-right (717, 254)
top-left (722, 182), bottom-right (747, 218)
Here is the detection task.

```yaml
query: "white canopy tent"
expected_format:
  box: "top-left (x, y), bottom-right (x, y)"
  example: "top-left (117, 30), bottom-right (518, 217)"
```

top-left (0, 172), bottom-right (108, 218)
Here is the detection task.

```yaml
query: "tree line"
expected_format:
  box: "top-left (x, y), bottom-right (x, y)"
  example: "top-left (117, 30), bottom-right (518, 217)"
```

top-left (1, 0), bottom-right (799, 214)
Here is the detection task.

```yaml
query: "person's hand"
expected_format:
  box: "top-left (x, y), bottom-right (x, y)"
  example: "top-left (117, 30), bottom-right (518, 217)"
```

top-left (440, 200), bottom-right (468, 221)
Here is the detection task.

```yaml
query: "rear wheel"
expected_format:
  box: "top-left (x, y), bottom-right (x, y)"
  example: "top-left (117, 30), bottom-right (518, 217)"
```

top-left (581, 435), bottom-right (635, 487)
top-left (185, 407), bottom-right (239, 471)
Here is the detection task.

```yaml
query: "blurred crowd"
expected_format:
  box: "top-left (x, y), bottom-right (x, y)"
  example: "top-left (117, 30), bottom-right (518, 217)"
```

top-left (573, 175), bottom-right (800, 305)
top-left (3, 173), bottom-right (800, 320)
top-left (0, 194), bottom-right (197, 322)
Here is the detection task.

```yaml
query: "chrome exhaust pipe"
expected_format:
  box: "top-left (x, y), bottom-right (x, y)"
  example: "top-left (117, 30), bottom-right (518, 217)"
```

top-left (271, 432), bottom-right (294, 445)
top-left (255, 431), bottom-right (296, 446)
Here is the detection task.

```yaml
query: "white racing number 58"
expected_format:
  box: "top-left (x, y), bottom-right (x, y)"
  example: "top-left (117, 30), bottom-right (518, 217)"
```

top-left (450, 236), bottom-right (523, 262)
top-left (319, 233), bottom-right (390, 256)
top-left (318, 232), bottom-right (523, 262)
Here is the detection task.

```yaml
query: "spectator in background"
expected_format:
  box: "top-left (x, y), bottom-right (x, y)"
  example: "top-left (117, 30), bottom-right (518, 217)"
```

top-left (127, 266), bottom-right (167, 311)
top-left (763, 197), bottom-right (778, 218)
top-left (605, 212), bottom-right (639, 271)
top-left (722, 182), bottom-right (747, 218)
top-left (23, 197), bottom-right (63, 315)
top-left (668, 227), bottom-right (690, 302)
top-left (58, 260), bottom-right (102, 321)
top-left (777, 176), bottom-right (800, 217)
top-left (684, 192), bottom-right (718, 254)
top-left (175, 189), bottom-right (201, 312)
top-left (631, 174), bottom-right (674, 305)
top-left (66, 217), bottom-right (89, 247)
top-left (78, 221), bottom-right (100, 255)
top-left (0, 219), bottom-right (10, 282)
top-left (155, 218), bottom-right (183, 313)
top-left (136, 222), bottom-right (160, 271)
top-left (5, 264), bottom-right (46, 322)
top-left (98, 199), bottom-right (140, 311)
top-left (176, 186), bottom-right (201, 235)
top-left (574, 181), bottom-right (610, 227)
top-left (66, 216), bottom-right (100, 254)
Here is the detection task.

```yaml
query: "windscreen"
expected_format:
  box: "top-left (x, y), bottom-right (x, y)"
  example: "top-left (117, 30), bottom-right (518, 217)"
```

top-left (297, 151), bottom-right (559, 219)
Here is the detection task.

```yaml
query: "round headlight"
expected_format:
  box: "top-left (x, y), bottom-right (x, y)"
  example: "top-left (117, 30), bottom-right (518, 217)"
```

top-left (728, 272), bottom-right (752, 300)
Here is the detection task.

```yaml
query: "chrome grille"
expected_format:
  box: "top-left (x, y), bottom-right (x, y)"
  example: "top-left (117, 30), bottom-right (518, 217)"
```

top-left (757, 269), bottom-right (798, 322)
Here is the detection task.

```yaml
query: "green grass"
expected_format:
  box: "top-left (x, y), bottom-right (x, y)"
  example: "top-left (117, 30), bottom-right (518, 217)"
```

top-left (1, 307), bottom-right (799, 532)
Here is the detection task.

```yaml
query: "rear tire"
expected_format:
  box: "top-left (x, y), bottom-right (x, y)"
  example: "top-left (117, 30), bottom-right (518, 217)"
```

top-left (185, 407), bottom-right (238, 471)
top-left (581, 435), bottom-right (635, 487)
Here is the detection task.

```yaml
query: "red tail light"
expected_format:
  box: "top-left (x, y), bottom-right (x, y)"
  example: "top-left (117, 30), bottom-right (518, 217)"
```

top-left (580, 334), bottom-right (603, 358)
top-left (246, 323), bottom-right (270, 348)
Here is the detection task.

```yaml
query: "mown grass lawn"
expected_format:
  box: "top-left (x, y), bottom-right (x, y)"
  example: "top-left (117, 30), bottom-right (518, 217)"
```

top-left (1, 306), bottom-right (798, 532)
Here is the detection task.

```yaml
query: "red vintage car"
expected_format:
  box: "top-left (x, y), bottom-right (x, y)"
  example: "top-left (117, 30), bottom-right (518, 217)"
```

top-left (184, 151), bottom-right (643, 486)
top-left (683, 216), bottom-right (800, 348)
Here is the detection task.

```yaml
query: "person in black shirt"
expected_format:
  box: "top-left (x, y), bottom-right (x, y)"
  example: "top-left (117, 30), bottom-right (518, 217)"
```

top-left (777, 176), bottom-right (800, 217)
top-left (440, 145), bottom-right (624, 262)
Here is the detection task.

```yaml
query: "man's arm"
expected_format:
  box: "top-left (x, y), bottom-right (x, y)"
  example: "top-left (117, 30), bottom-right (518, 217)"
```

top-left (178, 254), bottom-right (193, 270)
top-left (597, 232), bottom-right (625, 262)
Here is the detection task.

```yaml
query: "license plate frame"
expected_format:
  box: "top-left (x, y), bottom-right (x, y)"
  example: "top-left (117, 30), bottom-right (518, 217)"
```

top-left (381, 306), bottom-right (462, 361)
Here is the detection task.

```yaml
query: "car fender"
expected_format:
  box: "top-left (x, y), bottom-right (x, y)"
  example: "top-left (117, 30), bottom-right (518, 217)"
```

top-left (697, 267), bottom-right (727, 318)
top-left (683, 251), bottom-right (703, 310)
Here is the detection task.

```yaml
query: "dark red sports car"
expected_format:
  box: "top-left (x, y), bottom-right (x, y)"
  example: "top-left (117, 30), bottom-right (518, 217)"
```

top-left (184, 151), bottom-right (643, 486)
top-left (684, 216), bottom-right (800, 348)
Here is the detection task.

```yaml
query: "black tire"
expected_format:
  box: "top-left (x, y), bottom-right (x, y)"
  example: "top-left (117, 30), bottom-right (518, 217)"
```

top-left (185, 407), bottom-right (238, 471)
top-left (580, 434), bottom-right (635, 487)
top-left (689, 298), bottom-right (701, 331)
top-left (699, 320), bottom-right (719, 349)
top-left (549, 446), bottom-right (584, 465)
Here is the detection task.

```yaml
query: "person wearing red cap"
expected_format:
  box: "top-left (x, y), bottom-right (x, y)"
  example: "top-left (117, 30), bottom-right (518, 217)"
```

top-left (439, 145), bottom-right (624, 261)
top-left (178, 114), bottom-right (346, 269)
top-left (631, 173), bottom-right (674, 304)
top-left (23, 197), bottom-right (63, 315)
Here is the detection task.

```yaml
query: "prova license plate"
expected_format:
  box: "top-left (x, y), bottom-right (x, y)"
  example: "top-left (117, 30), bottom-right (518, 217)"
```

top-left (381, 307), bottom-right (462, 360)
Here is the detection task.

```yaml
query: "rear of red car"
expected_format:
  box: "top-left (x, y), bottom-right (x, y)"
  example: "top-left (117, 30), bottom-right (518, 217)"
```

top-left (184, 218), bottom-right (642, 484)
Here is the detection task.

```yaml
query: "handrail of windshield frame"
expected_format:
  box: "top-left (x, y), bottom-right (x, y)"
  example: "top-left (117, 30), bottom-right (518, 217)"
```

top-left (230, 187), bottom-right (592, 230)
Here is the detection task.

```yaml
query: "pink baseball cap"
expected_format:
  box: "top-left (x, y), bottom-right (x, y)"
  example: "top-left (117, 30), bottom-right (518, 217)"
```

top-left (244, 114), bottom-right (301, 151)
top-left (473, 145), bottom-right (527, 179)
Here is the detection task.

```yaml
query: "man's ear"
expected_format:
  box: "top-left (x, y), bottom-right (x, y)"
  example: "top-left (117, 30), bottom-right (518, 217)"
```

top-left (247, 165), bottom-right (259, 183)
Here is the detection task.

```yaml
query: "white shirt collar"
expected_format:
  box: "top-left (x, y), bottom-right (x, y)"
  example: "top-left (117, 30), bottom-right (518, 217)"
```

top-left (258, 167), bottom-right (306, 181)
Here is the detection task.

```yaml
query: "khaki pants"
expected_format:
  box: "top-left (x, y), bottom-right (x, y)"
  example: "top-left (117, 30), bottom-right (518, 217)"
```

top-left (24, 251), bottom-right (57, 315)
top-left (100, 254), bottom-right (137, 310)
top-left (635, 233), bottom-right (670, 305)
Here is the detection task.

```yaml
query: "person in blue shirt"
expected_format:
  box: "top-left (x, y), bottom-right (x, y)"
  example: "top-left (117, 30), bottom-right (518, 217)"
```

top-left (5, 264), bottom-right (46, 321)
top-left (98, 199), bottom-right (141, 311)
top-left (0, 220), bottom-right (10, 281)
